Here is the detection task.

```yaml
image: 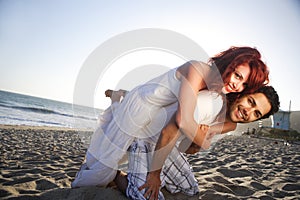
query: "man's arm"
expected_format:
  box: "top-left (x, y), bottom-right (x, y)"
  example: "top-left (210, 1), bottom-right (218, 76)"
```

top-left (175, 61), bottom-right (210, 145)
top-left (139, 114), bottom-right (210, 200)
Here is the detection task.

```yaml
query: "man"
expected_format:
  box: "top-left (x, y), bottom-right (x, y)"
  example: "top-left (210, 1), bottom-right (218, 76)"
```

top-left (120, 86), bottom-right (279, 200)
top-left (71, 86), bottom-right (279, 196)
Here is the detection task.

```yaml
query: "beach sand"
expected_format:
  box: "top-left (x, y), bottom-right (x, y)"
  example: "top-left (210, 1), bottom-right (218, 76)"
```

top-left (0, 125), bottom-right (299, 200)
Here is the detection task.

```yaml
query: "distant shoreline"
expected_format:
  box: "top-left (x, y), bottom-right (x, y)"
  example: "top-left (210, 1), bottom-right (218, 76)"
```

top-left (0, 124), bottom-right (94, 132)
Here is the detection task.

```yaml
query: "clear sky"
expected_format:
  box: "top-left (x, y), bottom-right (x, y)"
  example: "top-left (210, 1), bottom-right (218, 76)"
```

top-left (1, 0), bottom-right (299, 111)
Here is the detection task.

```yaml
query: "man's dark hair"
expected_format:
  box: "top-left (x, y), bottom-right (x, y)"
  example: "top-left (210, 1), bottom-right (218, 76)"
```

top-left (254, 86), bottom-right (280, 119)
top-left (226, 86), bottom-right (280, 120)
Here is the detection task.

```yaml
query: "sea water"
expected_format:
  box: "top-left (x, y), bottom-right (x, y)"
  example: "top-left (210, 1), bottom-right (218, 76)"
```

top-left (0, 90), bottom-right (102, 130)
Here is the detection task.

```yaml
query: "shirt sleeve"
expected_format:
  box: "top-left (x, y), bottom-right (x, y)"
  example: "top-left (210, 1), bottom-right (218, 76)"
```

top-left (193, 90), bottom-right (223, 125)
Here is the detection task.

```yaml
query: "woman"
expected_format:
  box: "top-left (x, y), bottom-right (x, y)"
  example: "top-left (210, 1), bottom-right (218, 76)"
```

top-left (72, 46), bottom-right (269, 188)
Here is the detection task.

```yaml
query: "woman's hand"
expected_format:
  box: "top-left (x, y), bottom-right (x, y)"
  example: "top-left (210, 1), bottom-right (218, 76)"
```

top-left (178, 124), bottom-right (210, 153)
top-left (193, 124), bottom-right (215, 150)
top-left (199, 124), bottom-right (210, 133)
top-left (191, 124), bottom-right (211, 147)
top-left (139, 170), bottom-right (161, 200)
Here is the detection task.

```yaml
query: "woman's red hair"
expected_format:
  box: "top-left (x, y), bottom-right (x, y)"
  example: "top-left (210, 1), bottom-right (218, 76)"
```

top-left (209, 46), bottom-right (269, 93)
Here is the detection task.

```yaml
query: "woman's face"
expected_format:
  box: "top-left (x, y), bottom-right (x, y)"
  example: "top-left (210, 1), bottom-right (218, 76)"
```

top-left (222, 63), bottom-right (251, 94)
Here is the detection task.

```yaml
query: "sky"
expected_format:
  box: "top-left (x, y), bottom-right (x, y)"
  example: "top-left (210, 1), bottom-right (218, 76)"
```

top-left (0, 0), bottom-right (300, 111)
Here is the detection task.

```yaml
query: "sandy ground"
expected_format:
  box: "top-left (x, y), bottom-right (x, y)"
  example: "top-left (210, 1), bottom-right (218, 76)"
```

top-left (0, 125), bottom-right (299, 200)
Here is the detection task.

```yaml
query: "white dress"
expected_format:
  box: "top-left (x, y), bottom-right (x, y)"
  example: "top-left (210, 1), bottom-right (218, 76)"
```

top-left (71, 67), bottom-right (223, 187)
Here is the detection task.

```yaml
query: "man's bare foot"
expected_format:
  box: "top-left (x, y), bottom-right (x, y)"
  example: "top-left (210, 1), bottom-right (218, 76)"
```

top-left (113, 170), bottom-right (128, 194)
top-left (106, 181), bottom-right (117, 189)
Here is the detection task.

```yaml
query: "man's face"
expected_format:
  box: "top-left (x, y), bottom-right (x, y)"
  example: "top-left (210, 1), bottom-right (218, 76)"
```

top-left (228, 93), bottom-right (271, 123)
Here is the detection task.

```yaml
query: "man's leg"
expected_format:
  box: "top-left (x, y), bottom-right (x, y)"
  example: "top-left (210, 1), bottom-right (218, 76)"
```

top-left (126, 140), bottom-right (166, 200)
top-left (162, 147), bottom-right (199, 196)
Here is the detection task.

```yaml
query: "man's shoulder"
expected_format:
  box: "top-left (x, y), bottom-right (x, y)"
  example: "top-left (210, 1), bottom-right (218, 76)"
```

top-left (197, 90), bottom-right (223, 107)
top-left (194, 90), bottom-right (223, 124)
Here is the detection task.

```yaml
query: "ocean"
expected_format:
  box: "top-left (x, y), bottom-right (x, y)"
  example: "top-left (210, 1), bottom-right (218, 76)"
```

top-left (0, 90), bottom-right (102, 130)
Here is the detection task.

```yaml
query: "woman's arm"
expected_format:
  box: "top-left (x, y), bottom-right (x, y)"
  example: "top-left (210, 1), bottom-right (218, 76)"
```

top-left (148, 61), bottom-right (211, 170)
top-left (180, 122), bottom-right (237, 154)
top-left (175, 60), bottom-right (211, 146)
top-left (208, 121), bottom-right (237, 134)
top-left (138, 61), bottom-right (211, 199)
top-left (195, 121), bottom-right (237, 150)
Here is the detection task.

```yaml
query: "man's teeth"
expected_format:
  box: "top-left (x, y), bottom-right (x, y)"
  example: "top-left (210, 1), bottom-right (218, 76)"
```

top-left (238, 110), bottom-right (244, 119)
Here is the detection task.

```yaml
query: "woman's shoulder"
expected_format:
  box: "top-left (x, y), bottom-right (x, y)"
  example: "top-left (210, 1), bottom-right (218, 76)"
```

top-left (177, 60), bottom-right (210, 74)
top-left (187, 60), bottom-right (209, 68)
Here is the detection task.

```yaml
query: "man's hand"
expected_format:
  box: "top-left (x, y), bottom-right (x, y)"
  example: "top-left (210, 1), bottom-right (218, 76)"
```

top-left (139, 170), bottom-right (161, 200)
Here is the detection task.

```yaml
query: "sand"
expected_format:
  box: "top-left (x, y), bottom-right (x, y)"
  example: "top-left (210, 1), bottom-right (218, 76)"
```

top-left (0, 125), bottom-right (299, 200)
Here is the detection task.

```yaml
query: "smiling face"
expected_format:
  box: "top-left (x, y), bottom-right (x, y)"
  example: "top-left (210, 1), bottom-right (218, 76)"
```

top-left (222, 63), bottom-right (251, 94)
top-left (228, 92), bottom-right (271, 123)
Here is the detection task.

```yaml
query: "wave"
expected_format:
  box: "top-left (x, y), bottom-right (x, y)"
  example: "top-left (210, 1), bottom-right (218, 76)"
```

top-left (0, 116), bottom-right (66, 127)
top-left (0, 103), bottom-right (97, 121)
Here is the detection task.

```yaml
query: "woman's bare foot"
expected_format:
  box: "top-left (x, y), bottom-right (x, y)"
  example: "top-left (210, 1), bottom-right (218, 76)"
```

top-left (105, 89), bottom-right (113, 97)
top-left (104, 89), bottom-right (127, 103)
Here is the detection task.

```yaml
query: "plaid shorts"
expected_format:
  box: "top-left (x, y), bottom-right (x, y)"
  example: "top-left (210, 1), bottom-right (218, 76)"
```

top-left (126, 140), bottom-right (199, 200)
